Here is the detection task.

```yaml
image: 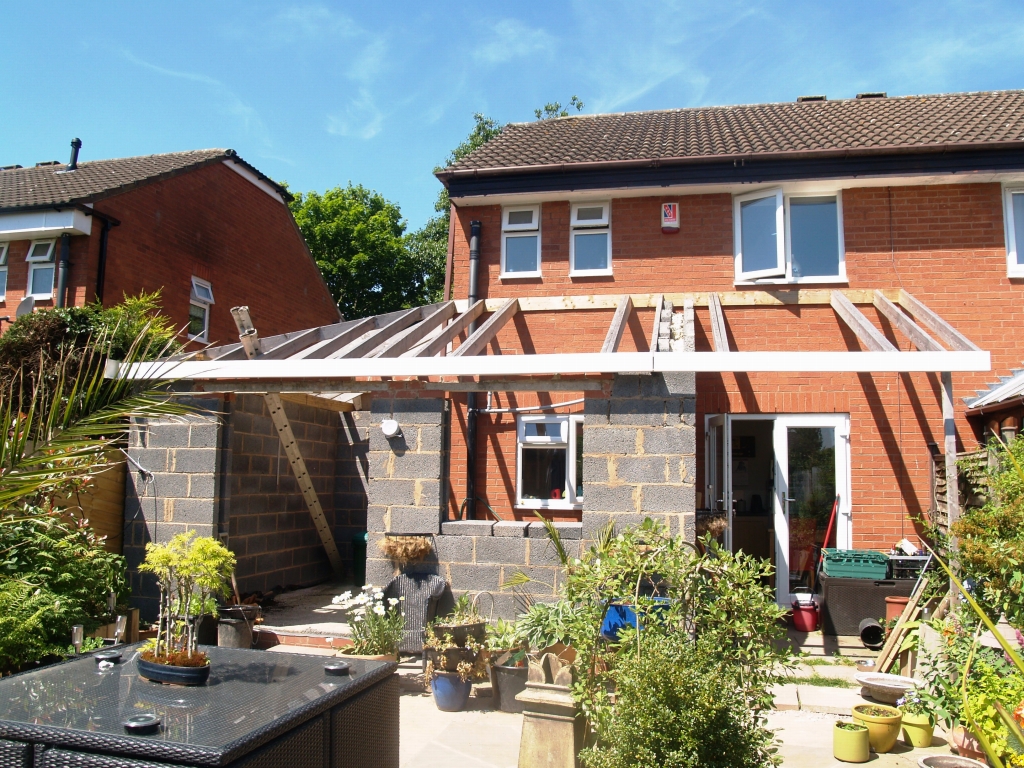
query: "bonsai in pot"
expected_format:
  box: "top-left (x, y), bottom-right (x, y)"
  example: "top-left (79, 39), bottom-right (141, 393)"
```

top-left (137, 531), bottom-right (235, 685)
top-left (423, 624), bottom-right (487, 712)
top-left (333, 585), bottom-right (404, 660)
top-left (432, 594), bottom-right (486, 645)
top-left (898, 690), bottom-right (935, 748)
top-left (487, 618), bottom-right (528, 714)
top-left (833, 720), bottom-right (870, 763)
top-left (852, 703), bottom-right (904, 754)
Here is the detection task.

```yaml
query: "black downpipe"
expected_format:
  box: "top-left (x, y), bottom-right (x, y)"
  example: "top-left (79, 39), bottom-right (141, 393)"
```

top-left (55, 234), bottom-right (70, 308)
top-left (465, 220), bottom-right (481, 520)
top-left (95, 218), bottom-right (112, 305)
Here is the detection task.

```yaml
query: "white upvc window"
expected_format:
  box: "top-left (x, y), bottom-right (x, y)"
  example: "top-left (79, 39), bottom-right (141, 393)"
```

top-left (0, 243), bottom-right (8, 301)
top-left (734, 189), bottom-right (845, 284)
top-left (516, 414), bottom-right (584, 510)
top-left (501, 205), bottom-right (541, 278)
top-left (188, 276), bottom-right (215, 341)
top-left (570, 202), bottom-right (612, 276)
top-left (1004, 186), bottom-right (1024, 277)
top-left (25, 239), bottom-right (56, 299)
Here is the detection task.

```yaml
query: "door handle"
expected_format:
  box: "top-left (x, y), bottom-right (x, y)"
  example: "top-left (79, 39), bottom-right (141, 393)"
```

top-left (786, 498), bottom-right (797, 503)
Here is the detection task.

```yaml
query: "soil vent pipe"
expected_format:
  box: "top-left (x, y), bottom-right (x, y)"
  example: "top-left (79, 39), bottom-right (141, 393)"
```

top-left (55, 234), bottom-right (70, 308)
top-left (68, 138), bottom-right (82, 171)
top-left (465, 220), bottom-right (481, 519)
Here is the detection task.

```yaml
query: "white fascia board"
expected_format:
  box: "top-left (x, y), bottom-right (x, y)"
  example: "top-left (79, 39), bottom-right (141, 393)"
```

top-left (222, 160), bottom-right (285, 204)
top-left (125, 349), bottom-right (990, 382)
top-left (0, 208), bottom-right (92, 238)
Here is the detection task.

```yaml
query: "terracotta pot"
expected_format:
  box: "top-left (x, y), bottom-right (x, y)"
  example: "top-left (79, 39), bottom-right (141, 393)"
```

top-left (852, 703), bottom-right (903, 753)
top-left (901, 711), bottom-right (935, 748)
top-left (950, 725), bottom-right (987, 762)
top-left (834, 721), bottom-right (870, 763)
top-left (886, 596), bottom-right (910, 623)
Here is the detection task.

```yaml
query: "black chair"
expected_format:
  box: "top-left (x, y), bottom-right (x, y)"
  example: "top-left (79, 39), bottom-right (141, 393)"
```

top-left (384, 572), bottom-right (446, 655)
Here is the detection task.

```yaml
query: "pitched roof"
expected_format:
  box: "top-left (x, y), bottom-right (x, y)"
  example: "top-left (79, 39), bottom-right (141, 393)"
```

top-left (440, 90), bottom-right (1024, 177)
top-left (0, 149), bottom-right (289, 211)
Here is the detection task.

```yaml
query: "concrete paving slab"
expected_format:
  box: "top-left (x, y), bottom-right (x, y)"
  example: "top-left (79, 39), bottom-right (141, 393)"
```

top-left (264, 644), bottom-right (339, 656)
top-left (400, 692), bottom-right (522, 768)
top-left (258, 580), bottom-right (356, 637)
top-left (772, 684), bottom-right (800, 711)
top-left (796, 684), bottom-right (871, 715)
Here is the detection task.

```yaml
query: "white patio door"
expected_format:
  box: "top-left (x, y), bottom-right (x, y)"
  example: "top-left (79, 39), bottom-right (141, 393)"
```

top-left (706, 413), bottom-right (851, 605)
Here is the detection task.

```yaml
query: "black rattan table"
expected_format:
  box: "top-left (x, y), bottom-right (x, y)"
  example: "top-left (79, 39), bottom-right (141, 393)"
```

top-left (0, 646), bottom-right (398, 768)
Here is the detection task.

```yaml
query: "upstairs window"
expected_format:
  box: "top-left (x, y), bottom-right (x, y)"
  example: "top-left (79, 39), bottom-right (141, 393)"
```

top-left (570, 202), bottom-right (612, 276)
top-left (734, 189), bottom-right (845, 283)
top-left (516, 414), bottom-right (584, 510)
top-left (501, 206), bottom-right (541, 278)
top-left (25, 240), bottom-right (55, 299)
top-left (188, 276), bottom-right (214, 341)
top-left (1004, 187), bottom-right (1024, 277)
top-left (0, 243), bottom-right (7, 301)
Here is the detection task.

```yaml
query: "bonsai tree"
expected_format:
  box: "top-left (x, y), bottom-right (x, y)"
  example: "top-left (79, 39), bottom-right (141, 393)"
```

top-left (139, 531), bottom-right (235, 665)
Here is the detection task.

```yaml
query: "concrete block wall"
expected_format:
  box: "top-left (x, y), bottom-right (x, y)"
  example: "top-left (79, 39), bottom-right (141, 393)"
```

top-left (582, 373), bottom-right (697, 545)
top-left (334, 411), bottom-right (370, 574)
top-left (123, 397), bottom-right (225, 620)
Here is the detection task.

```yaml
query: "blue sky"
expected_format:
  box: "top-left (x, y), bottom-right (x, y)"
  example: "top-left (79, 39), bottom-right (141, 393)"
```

top-left (3, 1), bottom-right (1024, 229)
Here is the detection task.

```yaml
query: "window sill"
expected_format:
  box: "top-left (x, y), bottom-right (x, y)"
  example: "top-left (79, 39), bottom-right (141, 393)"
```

top-left (187, 334), bottom-right (209, 342)
top-left (570, 270), bottom-right (613, 278)
top-left (500, 272), bottom-right (542, 280)
top-left (516, 501), bottom-right (583, 511)
top-left (27, 294), bottom-right (53, 301)
top-left (733, 276), bottom-right (848, 286)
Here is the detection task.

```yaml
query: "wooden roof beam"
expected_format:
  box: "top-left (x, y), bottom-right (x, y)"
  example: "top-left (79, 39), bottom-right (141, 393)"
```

top-left (831, 290), bottom-right (897, 352)
top-left (332, 307), bottom-right (423, 359)
top-left (451, 298), bottom-right (520, 357)
top-left (601, 296), bottom-right (633, 353)
top-left (292, 316), bottom-right (376, 359)
top-left (373, 301), bottom-right (458, 358)
top-left (649, 294), bottom-right (664, 352)
top-left (707, 292), bottom-right (730, 352)
top-left (408, 300), bottom-right (487, 358)
top-left (898, 289), bottom-right (981, 352)
top-left (872, 291), bottom-right (942, 352)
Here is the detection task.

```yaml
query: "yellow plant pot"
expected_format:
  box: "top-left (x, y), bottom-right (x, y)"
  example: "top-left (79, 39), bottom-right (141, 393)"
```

top-left (901, 711), bottom-right (934, 748)
top-left (852, 704), bottom-right (903, 753)
top-left (833, 721), bottom-right (870, 763)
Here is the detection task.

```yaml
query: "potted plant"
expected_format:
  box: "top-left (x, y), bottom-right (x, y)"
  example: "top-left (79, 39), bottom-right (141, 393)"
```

top-left (332, 585), bottom-right (404, 661)
top-left (432, 594), bottom-right (486, 645)
top-left (898, 690), bottom-right (935, 748)
top-left (423, 624), bottom-right (487, 712)
top-left (852, 703), bottom-right (904, 753)
top-left (137, 531), bottom-right (235, 685)
top-left (833, 720), bottom-right (870, 763)
top-left (487, 618), bottom-right (528, 713)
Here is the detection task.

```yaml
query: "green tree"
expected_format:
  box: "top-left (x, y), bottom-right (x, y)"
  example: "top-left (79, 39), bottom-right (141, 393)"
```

top-left (535, 95), bottom-right (584, 120)
top-left (290, 184), bottom-right (425, 319)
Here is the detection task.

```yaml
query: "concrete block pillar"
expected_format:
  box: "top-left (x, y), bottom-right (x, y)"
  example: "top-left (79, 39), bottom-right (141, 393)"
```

top-left (364, 396), bottom-right (448, 585)
top-left (582, 373), bottom-right (696, 545)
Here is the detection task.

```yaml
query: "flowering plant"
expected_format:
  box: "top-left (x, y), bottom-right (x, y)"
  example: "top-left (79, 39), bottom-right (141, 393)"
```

top-left (897, 688), bottom-right (930, 717)
top-left (333, 585), bottom-right (405, 656)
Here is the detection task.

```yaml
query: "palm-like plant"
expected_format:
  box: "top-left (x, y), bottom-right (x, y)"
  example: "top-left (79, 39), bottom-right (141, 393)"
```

top-left (0, 321), bottom-right (192, 510)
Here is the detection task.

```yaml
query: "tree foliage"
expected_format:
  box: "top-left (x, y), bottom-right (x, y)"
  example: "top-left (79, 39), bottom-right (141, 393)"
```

top-left (535, 95), bottom-right (585, 120)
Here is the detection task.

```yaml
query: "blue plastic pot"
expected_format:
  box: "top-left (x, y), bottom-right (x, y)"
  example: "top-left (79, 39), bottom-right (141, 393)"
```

top-left (600, 598), bottom-right (672, 641)
top-left (430, 671), bottom-right (473, 711)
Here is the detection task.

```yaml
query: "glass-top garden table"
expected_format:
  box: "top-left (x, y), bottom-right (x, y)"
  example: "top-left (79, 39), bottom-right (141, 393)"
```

top-left (0, 645), bottom-right (398, 768)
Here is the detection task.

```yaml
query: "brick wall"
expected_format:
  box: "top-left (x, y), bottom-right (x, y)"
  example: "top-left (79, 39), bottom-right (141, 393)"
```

top-left (449, 182), bottom-right (1024, 549)
top-left (0, 160), bottom-right (339, 342)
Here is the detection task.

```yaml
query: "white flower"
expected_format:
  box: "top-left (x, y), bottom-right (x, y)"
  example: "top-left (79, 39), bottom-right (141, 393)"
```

top-left (388, 598), bottom-right (399, 607)
top-left (373, 605), bottom-right (385, 616)
top-left (325, 637), bottom-right (334, 644)
top-left (373, 590), bottom-right (384, 600)
top-left (399, 596), bottom-right (405, 601)
top-left (363, 584), bottom-right (374, 590)
top-left (353, 615), bottom-right (363, 622)
top-left (337, 591), bottom-right (352, 602)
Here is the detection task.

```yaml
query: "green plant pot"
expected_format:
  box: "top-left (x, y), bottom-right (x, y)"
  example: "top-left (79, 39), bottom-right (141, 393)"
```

top-left (852, 704), bottom-right (903, 754)
top-left (833, 722), bottom-right (870, 763)
top-left (901, 711), bottom-right (934, 748)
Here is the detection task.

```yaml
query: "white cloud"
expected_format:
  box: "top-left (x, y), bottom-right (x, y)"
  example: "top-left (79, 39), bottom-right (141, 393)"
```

top-left (326, 89), bottom-right (384, 140)
top-left (472, 19), bottom-right (555, 65)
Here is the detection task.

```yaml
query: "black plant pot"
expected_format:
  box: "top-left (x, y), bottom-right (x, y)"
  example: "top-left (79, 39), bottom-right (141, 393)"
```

top-left (490, 663), bottom-right (528, 713)
top-left (431, 621), bottom-right (486, 646)
top-left (137, 657), bottom-right (211, 686)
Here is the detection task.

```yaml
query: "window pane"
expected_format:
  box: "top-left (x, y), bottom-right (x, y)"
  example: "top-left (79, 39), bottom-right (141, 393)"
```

top-left (29, 242), bottom-right (52, 260)
top-left (790, 197), bottom-right (840, 277)
top-left (576, 206), bottom-right (604, 222)
top-left (575, 421), bottom-right (584, 499)
top-left (188, 303), bottom-right (207, 337)
top-left (192, 283), bottom-right (214, 303)
top-left (0, 269), bottom-right (7, 298)
top-left (740, 196), bottom-right (778, 273)
top-left (1013, 194), bottom-right (1024, 264)
top-left (507, 209), bottom-right (534, 227)
top-left (30, 266), bottom-right (53, 296)
top-left (0, 248), bottom-right (7, 266)
top-left (504, 234), bottom-right (539, 273)
top-left (521, 447), bottom-right (568, 501)
top-left (573, 232), bottom-right (609, 271)
top-left (787, 427), bottom-right (836, 594)
top-left (524, 421), bottom-right (561, 439)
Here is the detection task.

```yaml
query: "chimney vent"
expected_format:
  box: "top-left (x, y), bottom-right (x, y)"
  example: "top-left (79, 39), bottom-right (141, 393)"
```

top-left (68, 138), bottom-right (82, 171)
top-left (856, 92), bottom-right (887, 99)
top-left (797, 95), bottom-right (826, 102)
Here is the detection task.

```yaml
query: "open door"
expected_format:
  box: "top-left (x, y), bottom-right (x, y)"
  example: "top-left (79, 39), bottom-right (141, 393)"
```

top-left (705, 415), bottom-right (731, 549)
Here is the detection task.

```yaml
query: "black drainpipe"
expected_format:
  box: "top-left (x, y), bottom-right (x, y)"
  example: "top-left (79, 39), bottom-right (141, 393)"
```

top-left (465, 220), bottom-right (481, 520)
top-left (95, 218), bottom-right (112, 305)
top-left (54, 234), bottom-right (70, 308)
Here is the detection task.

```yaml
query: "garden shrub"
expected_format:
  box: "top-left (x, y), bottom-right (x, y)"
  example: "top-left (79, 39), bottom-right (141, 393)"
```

top-left (0, 580), bottom-right (83, 674)
top-left (580, 635), bottom-right (778, 768)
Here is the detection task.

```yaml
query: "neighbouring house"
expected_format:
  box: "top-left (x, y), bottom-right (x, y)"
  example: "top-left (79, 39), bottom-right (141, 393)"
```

top-left (0, 144), bottom-right (339, 342)
top-left (127, 89), bottom-right (1023, 618)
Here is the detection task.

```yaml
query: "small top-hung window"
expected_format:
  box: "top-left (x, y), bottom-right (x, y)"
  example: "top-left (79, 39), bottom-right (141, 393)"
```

top-left (188, 276), bottom-right (215, 341)
top-left (26, 239), bottom-right (56, 299)
top-left (570, 202), bottom-right (612, 276)
top-left (0, 243), bottom-right (8, 301)
top-left (501, 206), bottom-right (541, 277)
top-left (1004, 187), bottom-right (1024, 277)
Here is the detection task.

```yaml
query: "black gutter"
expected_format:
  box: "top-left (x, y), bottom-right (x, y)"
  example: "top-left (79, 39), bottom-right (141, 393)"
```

top-left (464, 220), bottom-right (481, 520)
top-left (441, 146), bottom-right (1024, 199)
top-left (55, 234), bottom-right (70, 308)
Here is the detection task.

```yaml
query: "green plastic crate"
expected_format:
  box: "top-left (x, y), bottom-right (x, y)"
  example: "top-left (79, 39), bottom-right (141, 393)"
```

top-left (821, 548), bottom-right (889, 579)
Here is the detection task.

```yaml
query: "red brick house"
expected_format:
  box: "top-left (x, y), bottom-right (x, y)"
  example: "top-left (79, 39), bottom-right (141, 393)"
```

top-left (0, 145), bottom-right (339, 341)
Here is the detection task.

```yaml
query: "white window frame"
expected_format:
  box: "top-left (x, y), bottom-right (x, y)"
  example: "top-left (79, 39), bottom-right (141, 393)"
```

top-left (569, 201), bottom-right (612, 277)
top-left (733, 188), bottom-right (846, 285)
top-left (515, 413), bottom-right (584, 511)
top-left (1004, 186), bottom-right (1024, 277)
top-left (500, 205), bottom-right (542, 279)
top-left (25, 239), bottom-right (56, 300)
top-left (0, 243), bottom-right (8, 302)
top-left (188, 276), bottom-right (215, 341)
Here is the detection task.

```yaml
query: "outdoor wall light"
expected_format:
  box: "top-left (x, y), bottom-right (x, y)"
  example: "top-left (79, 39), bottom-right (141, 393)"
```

top-left (381, 419), bottom-right (402, 438)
